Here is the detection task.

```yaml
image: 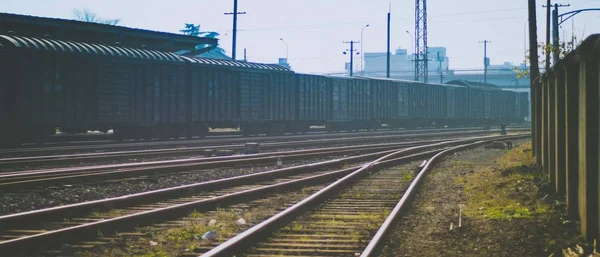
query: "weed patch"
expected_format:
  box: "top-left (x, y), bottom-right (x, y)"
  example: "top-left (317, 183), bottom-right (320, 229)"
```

top-left (456, 143), bottom-right (548, 220)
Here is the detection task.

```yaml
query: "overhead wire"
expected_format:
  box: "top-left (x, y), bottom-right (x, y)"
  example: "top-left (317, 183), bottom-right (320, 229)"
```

top-left (236, 7), bottom-right (528, 32)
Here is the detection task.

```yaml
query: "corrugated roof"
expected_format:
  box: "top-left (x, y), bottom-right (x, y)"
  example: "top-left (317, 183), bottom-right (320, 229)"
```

top-left (0, 34), bottom-right (292, 71)
top-left (0, 34), bottom-right (185, 62)
top-left (446, 79), bottom-right (500, 89)
top-left (0, 12), bottom-right (217, 52)
top-left (182, 56), bottom-right (291, 71)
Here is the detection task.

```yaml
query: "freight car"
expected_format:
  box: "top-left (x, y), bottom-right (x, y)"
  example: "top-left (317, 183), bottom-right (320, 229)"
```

top-left (0, 34), bottom-right (292, 146)
top-left (0, 34), bottom-right (528, 147)
top-left (445, 80), bottom-right (525, 125)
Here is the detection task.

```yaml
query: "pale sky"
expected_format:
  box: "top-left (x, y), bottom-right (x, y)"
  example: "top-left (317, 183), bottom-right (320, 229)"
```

top-left (2, 0), bottom-right (599, 74)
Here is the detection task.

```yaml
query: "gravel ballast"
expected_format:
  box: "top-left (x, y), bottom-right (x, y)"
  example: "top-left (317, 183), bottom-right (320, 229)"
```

top-left (0, 156), bottom-right (344, 215)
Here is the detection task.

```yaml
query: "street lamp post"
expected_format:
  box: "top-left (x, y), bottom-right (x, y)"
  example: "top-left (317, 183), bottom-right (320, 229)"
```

top-left (360, 24), bottom-right (369, 75)
top-left (523, 20), bottom-right (528, 66)
top-left (279, 38), bottom-right (288, 59)
top-left (406, 30), bottom-right (414, 77)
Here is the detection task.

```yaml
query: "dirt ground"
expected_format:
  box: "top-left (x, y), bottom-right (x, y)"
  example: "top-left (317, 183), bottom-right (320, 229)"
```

top-left (380, 140), bottom-right (583, 257)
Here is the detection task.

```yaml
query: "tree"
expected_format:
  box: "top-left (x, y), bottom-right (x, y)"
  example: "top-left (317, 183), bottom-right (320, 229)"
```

top-left (514, 36), bottom-right (580, 79)
top-left (72, 8), bottom-right (120, 25)
top-left (180, 23), bottom-right (226, 56)
top-left (180, 23), bottom-right (219, 38)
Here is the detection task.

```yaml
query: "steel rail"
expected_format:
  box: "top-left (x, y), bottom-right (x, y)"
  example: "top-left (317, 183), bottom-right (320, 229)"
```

top-left (3, 131), bottom-right (521, 190)
top-left (0, 136), bottom-right (464, 255)
top-left (361, 135), bottom-right (530, 256)
top-left (360, 141), bottom-right (487, 256)
top-left (0, 127), bottom-right (472, 155)
top-left (0, 127), bottom-right (529, 159)
top-left (0, 139), bottom-right (448, 191)
top-left (0, 129), bottom-right (466, 166)
top-left (0, 144), bottom-right (446, 255)
top-left (200, 134), bottom-right (530, 256)
top-left (0, 166), bottom-right (357, 255)
top-left (0, 147), bottom-right (414, 226)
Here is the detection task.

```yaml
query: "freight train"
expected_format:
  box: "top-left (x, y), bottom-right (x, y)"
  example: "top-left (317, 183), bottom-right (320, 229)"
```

top-left (0, 34), bottom-right (529, 147)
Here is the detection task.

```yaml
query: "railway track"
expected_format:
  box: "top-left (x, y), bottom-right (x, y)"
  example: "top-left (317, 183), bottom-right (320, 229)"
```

top-left (200, 134), bottom-right (530, 256)
top-left (0, 140), bottom-right (450, 256)
top-left (0, 126), bottom-right (529, 158)
top-left (0, 127), bottom-right (529, 168)
top-left (0, 134), bottom-right (528, 256)
top-left (0, 138), bottom-right (450, 192)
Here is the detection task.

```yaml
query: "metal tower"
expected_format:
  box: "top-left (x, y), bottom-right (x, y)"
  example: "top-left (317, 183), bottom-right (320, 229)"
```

top-left (414, 0), bottom-right (428, 82)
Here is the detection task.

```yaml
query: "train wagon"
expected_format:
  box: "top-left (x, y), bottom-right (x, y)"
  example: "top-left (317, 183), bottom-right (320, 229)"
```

top-left (326, 76), bottom-right (372, 131)
top-left (1, 33), bottom-right (530, 147)
top-left (406, 81), bottom-right (428, 128)
top-left (181, 57), bottom-right (293, 137)
top-left (369, 77), bottom-right (396, 130)
top-left (0, 34), bottom-right (192, 144)
top-left (297, 74), bottom-right (330, 132)
top-left (444, 83), bottom-right (470, 126)
top-left (501, 90), bottom-right (517, 123)
top-left (516, 91), bottom-right (530, 122)
top-left (368, 77), bottom-right (409, 129)
top-left (426, 83), bottom-right (446, 126)
top-left (0, 34), bottom-right (293, 146)
top-left (446, 80), bottom-right (504, 126)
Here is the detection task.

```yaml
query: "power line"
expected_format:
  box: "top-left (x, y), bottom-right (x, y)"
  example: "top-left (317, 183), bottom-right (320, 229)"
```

top-left (231, 7), bottom-right (528, 32)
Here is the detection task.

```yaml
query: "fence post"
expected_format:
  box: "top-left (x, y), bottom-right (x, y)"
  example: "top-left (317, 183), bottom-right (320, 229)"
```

top-left (541, 74), bottom-right (549, 177)
top-left (535, 75), bottom-right (544, 165)
top-left (576, 36), bottom-right (600, 244)
top-left (594, 37), bottom-right (600, 250)
top-left (563, 56), bottom-right (579, 220)
top-left (553, 65), bottom-right (566, 196)
top-left (548, 70), bottom-right (556, 189)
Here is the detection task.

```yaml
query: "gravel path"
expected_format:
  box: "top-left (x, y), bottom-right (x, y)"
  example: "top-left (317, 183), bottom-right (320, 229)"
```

top-left (380, 140), bottom-right (578, 257)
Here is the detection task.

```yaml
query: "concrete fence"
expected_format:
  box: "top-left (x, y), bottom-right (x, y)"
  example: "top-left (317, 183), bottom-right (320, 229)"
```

top-left (537, 34), bottom-right (600, 244)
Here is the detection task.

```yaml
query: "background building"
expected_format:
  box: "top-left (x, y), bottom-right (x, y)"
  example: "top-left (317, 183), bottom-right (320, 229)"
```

top-left (353, 47), bottom-right (449, 75)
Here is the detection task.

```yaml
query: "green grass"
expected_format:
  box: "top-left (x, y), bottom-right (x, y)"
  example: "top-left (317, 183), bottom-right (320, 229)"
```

top-left (455, 143), bottom-right (549, 220)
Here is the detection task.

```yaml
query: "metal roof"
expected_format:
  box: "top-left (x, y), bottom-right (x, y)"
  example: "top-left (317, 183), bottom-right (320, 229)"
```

top-left (182, 56), bottom-right (291, 71)
top-left (446, 79), bottom-right (500, 89)
top-left (0, 34), bottom-right (292, 71)
top-left (0, 12), bottom-right (217, 53)
top-left (0, 34), bottom-right (185, 62)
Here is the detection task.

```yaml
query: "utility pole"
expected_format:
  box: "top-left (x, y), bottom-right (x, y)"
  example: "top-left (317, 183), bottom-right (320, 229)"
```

top-left (528, 0), bottom-right (541, 161)
top-left (437, 52), bottom-right (443, 83)
top-left (224, 0), bottom-right (246, 61)
top-left (386, 7), bottom-right (391, 78)
top-left (243, 48), bottom-right (247, 62)
top-left (546, 3), bottom-right (570, 63)
top-left (544, 0), bottom-right (551, 70)
top-left (343, 41), bottom-right (360, 76)
top-left (479, 40), bottom-right (491, 83)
